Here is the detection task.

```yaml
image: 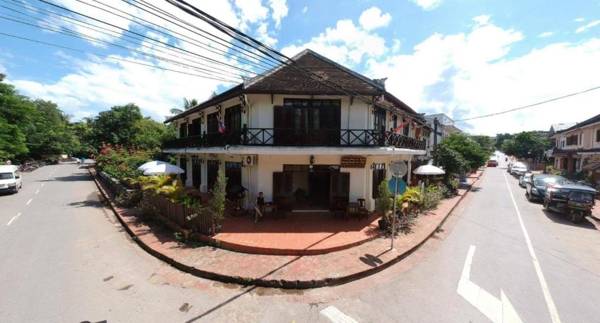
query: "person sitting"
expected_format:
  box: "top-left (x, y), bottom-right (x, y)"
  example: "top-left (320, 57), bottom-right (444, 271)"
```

top-left (254, 192), bottom-right (265, 223)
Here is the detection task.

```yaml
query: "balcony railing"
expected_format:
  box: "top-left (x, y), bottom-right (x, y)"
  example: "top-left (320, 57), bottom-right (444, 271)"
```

top-left (163, 128), bottom-right (427, 151)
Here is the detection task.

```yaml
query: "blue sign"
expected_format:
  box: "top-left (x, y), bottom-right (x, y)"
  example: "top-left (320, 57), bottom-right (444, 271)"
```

top-left (388, 176), bottom-right (407, 195)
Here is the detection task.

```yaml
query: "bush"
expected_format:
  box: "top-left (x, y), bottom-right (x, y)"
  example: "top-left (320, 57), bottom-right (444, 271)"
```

top-left (422, 185), bottom-right (443, 210)
top-left (95, 143), bottom-right (154, 181)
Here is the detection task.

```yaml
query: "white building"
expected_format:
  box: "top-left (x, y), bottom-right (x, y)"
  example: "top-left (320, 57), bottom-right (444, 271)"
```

top-left (163, 50), bottom-right (429, 211)
top-left (423, 113), bottom-right (462, 156)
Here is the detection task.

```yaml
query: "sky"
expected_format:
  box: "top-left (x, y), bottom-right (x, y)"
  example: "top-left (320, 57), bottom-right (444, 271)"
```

top-left (1, 0), bottom-right (600, 135)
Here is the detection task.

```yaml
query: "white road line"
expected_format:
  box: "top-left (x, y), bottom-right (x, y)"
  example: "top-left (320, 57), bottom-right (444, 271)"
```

top-left (26, 198), bottom-right (33, 206)
top-left (7, 212), bottom-right (22, 226)
top-left (320, 306), bottom-right (358, 323)
top-left (503, 173), bottom-right (562, 323)
top-left (35, 188), bottom-right (40, 195)
top-left (41, 183), bottom-right (45, 187)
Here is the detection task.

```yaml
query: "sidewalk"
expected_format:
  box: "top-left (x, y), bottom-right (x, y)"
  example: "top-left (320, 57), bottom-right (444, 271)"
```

top-left (92, 170), bottom-right (484, 289)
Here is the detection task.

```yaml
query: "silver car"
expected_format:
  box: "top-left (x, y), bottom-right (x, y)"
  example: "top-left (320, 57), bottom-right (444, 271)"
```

top-left (519, 173), bottom-right (533, 188)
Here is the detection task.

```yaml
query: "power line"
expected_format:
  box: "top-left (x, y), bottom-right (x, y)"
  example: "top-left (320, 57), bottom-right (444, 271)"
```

top-left (33, 0), bottom-right (259, 76)
top-left (0, 31), bottom-right (240, 83)
top-left (0, 2), bottom-right (247, 79)
top-left (455, 85), bottom-right (600, 122)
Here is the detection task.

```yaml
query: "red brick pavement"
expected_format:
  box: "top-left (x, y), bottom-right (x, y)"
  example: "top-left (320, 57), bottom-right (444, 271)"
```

top-left (92, 169), bottom-right (484, 288)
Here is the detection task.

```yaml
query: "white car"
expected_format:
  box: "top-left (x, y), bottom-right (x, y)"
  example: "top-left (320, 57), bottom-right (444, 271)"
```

top-left (0, 165), bottom-right (23, 194)
top-left (511, 162), bottom-right (528, 177)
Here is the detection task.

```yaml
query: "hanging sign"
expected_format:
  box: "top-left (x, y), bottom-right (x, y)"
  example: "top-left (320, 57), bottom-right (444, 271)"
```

top-left (340, 155), bottom-right (367, 168)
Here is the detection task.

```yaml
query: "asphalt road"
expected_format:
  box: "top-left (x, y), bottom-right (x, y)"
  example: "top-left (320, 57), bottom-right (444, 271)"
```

top-left (1, 160), bottom-right (599, 322)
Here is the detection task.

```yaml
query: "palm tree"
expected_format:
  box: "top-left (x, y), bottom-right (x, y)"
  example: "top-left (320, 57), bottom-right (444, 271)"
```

top-left (170, 97), bottom-right (199, 115)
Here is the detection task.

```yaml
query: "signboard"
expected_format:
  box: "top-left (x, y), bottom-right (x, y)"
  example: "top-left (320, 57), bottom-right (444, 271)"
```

top-left (388, 176), bottom-right (407, 195)
top-left (389, 160), bottom-right (407, 177)
top-left (340, 155), bottom-right (366, 168)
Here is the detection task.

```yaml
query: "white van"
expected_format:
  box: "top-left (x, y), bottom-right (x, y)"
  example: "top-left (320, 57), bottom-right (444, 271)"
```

top-left (0, 165), bottom-right (22, 193)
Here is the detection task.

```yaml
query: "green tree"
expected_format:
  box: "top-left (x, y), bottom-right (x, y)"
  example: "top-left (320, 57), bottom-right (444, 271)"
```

top-left (441, 133), bottom-right (488, 170)
top-left (470, 135), bottom-right (495, 155)
top-left (24, 100), bottom-right (78, 159)
top-left (209, 164), bottom-right (227, 234)
top-left (432, 144), bottom-right (469, 180)
top-left (131, 117), bottom-right (176, 150)
top-left (92, 104), bottom-right (143, 147)
top-left (495, 133), bottom-right (513, 150)
top-left (0, 118), bottom-right (27, 161)
top-left (0, 74), bottom-right (31, 161)
top-left (169, 97), bottom-right (199, 115)
top-left (501, 131), bottom-right (550, 161)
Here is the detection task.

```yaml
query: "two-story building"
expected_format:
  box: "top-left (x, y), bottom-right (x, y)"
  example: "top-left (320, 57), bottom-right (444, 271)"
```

top-left (423, 113), bottom-right (462, 156)
top-left (551, 113), bottom-right (600, 184)
top-left (162, 49), bottom-right (429, 211)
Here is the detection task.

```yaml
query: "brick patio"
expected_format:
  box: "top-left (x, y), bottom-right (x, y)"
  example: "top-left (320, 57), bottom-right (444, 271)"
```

top-left (214, 212), bottom-right (380, 255)
top-left (92, 168), bottom-right (484, 288)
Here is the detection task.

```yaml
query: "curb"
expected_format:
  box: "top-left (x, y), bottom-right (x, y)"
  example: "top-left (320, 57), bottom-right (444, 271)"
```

top-left (90, 168), bottom-right (484, 289)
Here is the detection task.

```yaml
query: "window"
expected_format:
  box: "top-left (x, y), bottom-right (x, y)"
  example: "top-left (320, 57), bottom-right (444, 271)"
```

top-left (275, 99), bottom-right (341, 145)
top-left (207, 112), bottom-right (219, 134)
top-left (206, 160), bottom-right (219, 192)
top-left (403, 118), bottom-right (410, 136)
top-left (566, 134), bottom-right (578, 146)
top-left (372, 164), bottom-right (386, 198)
top-left (596, 129), bottom-right (600, 143)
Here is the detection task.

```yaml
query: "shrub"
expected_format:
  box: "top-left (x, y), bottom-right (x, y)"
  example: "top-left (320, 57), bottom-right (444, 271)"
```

top-left (422, 185), bottom-right (443, 210)
top-left (208, 164), bottom-right (227, 234)
top-left (95, 143), bottom-right (154, 181)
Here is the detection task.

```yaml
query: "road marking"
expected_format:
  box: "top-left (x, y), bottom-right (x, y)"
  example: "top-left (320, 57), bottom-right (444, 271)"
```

top-left (457, 245), bottom-right (523, 323)
top-left (26, 198), bottom-right (33, 206)
top-left (7, 212), bottom-right (22, 226)
top-left (503, 173), bottom-right (562, 323)
top-left (41, 183), bottom-right (45, 187)
top-left (320, 306), bottom-right (358, 323)
top-left (35, 188), bottom-right (40, 195)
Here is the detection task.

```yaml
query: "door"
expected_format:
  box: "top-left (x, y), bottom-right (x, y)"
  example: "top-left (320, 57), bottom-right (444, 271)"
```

top-left (224, 105), bottom-right (242, 144)
top-left (191, 157), bottom-right (201, 189)
top-left (179, 157), bottom-right (187, 185)
top-left (206, 160), bottom-right (219, 192)
top-left (330, 172), bottom-right (350, 207)
top-left (225, 161), bottom-right (242, 198)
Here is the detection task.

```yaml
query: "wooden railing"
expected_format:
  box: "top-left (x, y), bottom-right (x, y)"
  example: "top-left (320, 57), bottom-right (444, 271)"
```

top-left (164, 128), bottom-right (427, 150)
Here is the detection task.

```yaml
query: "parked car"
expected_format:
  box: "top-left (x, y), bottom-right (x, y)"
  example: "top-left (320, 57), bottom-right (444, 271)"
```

top-left (0, 165), bottom-right (23, 194)
top-left (525, 174), bottom-right (564, 202)
top-left (543, 180), bottom-right (597, 223)
top-left (487, 158), bottom-right (498, 167)
top-left (519, 172), bottom-right (533, 188)
top-left (511, 162), bottom-right (528, 177)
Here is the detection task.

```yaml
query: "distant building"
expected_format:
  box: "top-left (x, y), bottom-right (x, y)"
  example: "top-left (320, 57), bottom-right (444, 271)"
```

top-left (550, 113), bottom-right (600, 185)
top-left (423, 113), bottom-right (462, 155)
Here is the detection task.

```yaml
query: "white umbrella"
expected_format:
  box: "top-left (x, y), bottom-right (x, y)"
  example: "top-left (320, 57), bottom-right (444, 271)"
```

top-left (137, 160), bottom-right (167, 171)
top-left (142, 162), bottom-right (185, 176)
top-left (413, 164), bottom-right (445, 175)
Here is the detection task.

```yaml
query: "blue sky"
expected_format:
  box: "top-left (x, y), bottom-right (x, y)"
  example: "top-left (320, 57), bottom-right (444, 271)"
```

top-left (1, 0), bottom-right (600, 135)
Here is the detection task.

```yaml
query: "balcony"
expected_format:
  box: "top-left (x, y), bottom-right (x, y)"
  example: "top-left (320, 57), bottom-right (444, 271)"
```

top-left (163, 128), bottom-right (427, 151)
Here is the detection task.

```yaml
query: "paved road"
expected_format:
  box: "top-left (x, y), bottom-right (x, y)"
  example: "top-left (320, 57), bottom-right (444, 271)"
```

top-left (1, 160), bottom-right (599, 322)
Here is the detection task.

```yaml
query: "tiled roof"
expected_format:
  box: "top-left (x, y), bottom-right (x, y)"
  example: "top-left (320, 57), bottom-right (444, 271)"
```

top-left (166, 49), bottom-right (421, 123)
top-left (558, 113), bottom-right (600, 133)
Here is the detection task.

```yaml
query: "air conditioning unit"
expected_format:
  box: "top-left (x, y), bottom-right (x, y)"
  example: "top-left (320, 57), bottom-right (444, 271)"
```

top-left (243, 155), bottom-right (257, 167)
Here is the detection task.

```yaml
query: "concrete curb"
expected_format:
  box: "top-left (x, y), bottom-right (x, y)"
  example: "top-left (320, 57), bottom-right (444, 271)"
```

top-left (90, 168), bottom-right (484, 289)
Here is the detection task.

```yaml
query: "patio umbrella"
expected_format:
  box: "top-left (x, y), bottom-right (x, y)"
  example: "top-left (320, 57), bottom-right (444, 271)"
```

top-left (137, 160), bottom-right (167, 171)
top-left (413, 164), bottom-right (445, 175)
top-left (142, 162), bottom-right (184, 176)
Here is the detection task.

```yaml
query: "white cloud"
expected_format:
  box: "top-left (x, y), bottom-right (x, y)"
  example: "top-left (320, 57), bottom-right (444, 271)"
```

top-left (234, 0), bottom-right (269, 30)
top-left (268, 0), bottom-right (288, 28)
top-left (359, 7), bottom-right (392, 31)
top-left (11, 54), bottom-right (224, 121)
top-left (410, 0), bottom-right (442, 11)
top-left (575, 20), bottom-right (600, 33)
top-left (574, 17), bottom-right (585, 22)
top-left (367, 16), bottom-right (600, 135)
top-left (538, 31), bottom-right (554, 38)
top-left (281, 19), bottom-right (387, 66)
top-left (302, 6), bottom-right (308, 14)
